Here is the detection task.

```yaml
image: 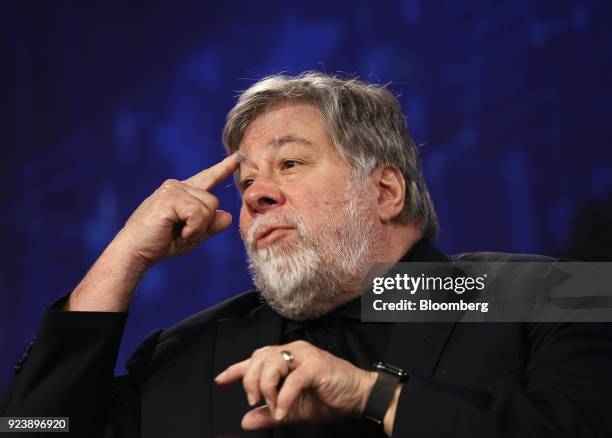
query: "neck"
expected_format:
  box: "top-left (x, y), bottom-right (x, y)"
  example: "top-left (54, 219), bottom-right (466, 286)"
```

top-left (386, 224), bottom-right (424, 263)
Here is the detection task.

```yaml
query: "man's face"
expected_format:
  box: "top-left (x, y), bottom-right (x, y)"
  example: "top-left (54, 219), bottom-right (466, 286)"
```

top-left (237, 102), bottom-right (353, 248)
top-left (236, 102), bottom-right (380, 319)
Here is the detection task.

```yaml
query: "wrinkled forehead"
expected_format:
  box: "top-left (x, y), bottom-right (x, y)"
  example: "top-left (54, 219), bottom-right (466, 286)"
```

top-left (236, 134), bottom-right (317, 164)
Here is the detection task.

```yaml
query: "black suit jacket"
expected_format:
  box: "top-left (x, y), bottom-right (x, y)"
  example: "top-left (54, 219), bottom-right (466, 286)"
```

top-left (2, 240), bottom-right (612, 437)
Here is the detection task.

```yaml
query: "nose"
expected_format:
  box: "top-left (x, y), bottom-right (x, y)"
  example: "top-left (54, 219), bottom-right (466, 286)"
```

top-left (243, 176), bottom-right (286, 215)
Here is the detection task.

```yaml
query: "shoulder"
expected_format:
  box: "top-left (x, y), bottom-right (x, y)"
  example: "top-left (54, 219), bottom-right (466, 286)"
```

top-left (450, 251), bottom-right (560, 278)
top-left (126, 289), bottom-right (265, 377)
top-left (451, 251), bottom-right (557, 263)
top-left (161, 289), bottom-right (265, 340)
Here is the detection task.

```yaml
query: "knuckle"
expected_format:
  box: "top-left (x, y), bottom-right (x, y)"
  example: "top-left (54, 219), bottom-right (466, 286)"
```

top-left (291, 340), bottom-right (310, 350)
top-left (186, 213), bottom-right (204, 228)
top-left (199, 201), bottom-right (215, 218)
top-left (261, 381), bottom-right (276, 396)
top-left (253, 346), bottom-right (270, 357)
top-left (208, 196), bottom-right (220, 211)
top-left (242, 381), bottom-right (254, 398)
top-left (308, 357), bottom-right (324, 370)
top-left (183, 197), bottom-right (201, 210)
top-left (160, 178), bottom-right (181, 190)
top-left (294, 369), bottom-right (309, 384)
top-left (242, 375), bottom-right (255, 392)
top-left (285, 375), bottom-right (301, 389)
top-left (242, 371), bottom-right (256, 390)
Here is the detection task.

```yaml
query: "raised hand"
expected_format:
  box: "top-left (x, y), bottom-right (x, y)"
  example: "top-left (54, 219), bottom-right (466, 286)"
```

top-left (66, 154), bottom-right (239, 312)
top-left (115, 154), bottom-right (240, 268)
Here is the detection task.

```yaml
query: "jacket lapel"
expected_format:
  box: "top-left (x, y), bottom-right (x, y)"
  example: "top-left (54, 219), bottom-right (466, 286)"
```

top-left (384, 321), bottom-right (457, 379)
top-left (212, 304), bottom-right (284, 438)
top-left (383, 239), bottom-right (458, 378)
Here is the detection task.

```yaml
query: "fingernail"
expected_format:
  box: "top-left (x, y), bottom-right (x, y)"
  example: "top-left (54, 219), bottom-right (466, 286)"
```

top-left (214, 371), bottom-right (226, 382)
top-left (274, 408), bottom-right (285, 421)
top-left (247, 394), bottom-right (256, 406)
top-left (265, 398), bottom-right (274, 410)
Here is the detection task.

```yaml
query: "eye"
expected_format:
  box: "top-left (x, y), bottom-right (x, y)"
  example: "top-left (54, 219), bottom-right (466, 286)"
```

top-left (240, 179), bottom-right (254, 191)
top-left (282, 160), bottom-right (300, 170)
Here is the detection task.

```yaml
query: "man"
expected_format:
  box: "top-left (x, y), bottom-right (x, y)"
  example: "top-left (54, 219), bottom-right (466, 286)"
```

top-left (2, 72), bottom-right (612, 437)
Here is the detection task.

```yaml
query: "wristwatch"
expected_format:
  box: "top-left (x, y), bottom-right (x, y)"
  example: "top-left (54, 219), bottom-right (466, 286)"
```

top-left (363, 362), bottom-right (409, 425)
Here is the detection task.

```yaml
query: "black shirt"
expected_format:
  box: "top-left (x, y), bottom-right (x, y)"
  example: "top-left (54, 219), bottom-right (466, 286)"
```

top-left (275, 298), bottom-right (392, 438)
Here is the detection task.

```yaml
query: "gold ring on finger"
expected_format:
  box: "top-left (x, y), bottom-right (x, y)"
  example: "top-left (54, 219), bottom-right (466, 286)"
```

top-left (281, 350), bottom-right (295, 371)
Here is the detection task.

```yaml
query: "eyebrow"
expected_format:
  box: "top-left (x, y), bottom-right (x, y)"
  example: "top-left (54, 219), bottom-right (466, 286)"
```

top-left (236, 135), bottom-right (314, 165)
top-left (269, 135), bottom-right (314, 149)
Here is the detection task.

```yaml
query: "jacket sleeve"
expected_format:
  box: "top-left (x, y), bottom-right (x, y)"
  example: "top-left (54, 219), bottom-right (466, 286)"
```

top-left (392, 322), bottom-right (612, 438)
top-left (0, 296), bottom-right (155, 437)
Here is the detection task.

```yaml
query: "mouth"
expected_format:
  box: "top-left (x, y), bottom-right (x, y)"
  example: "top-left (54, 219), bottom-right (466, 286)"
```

top-left (254, 225), bottom-right (296, 249)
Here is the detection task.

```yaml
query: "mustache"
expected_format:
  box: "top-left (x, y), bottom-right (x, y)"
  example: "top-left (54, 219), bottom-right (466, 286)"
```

top-left (244, 213), bottom-right (305, 250)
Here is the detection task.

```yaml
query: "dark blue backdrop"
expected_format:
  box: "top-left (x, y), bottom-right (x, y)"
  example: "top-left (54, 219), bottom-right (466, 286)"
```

top-left (2, 0), bottom-right (611, 393)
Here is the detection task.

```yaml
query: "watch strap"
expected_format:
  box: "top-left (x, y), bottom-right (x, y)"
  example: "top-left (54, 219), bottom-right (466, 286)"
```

top-left (363, 362), bottom-right (409, 425)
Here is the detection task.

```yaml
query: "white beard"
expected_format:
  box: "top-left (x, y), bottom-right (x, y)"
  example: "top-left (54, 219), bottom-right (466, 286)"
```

top-left (243, 182), bottom-right (378, 320)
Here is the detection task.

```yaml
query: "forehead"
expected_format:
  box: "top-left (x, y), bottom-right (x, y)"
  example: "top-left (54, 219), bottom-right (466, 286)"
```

top-left (237, 102), bottom-right (335, 156)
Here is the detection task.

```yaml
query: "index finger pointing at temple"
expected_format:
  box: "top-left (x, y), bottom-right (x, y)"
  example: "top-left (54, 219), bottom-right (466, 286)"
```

top-left (185, 153), bottom-right (240, 190)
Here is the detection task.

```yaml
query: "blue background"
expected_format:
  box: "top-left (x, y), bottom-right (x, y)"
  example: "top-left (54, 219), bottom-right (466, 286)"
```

top-left (1, 0), bottom-right (611, 393)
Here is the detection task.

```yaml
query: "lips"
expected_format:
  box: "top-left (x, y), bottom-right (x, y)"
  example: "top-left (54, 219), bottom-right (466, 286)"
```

top-left (254, 225), bottom-right (295, 248)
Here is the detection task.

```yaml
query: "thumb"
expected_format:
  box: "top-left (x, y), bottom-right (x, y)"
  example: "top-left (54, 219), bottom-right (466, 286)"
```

top-left (242, 406), bottom-right (277, 430)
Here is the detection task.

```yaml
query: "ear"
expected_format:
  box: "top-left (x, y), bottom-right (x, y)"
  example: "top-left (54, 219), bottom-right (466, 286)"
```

top-left (371, 166), bottom-right (406, 223)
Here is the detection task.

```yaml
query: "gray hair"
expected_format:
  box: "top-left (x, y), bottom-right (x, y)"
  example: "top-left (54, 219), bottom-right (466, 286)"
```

top-left (222, 71), bottom-right (439, 240)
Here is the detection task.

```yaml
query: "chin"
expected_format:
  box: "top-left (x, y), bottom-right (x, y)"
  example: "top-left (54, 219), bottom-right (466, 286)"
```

top-left (260, 287), bottom-right (339, 321)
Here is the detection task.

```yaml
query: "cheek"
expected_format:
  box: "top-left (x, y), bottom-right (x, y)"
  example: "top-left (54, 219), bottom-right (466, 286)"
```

top-left (293, 191), bottom-right (328, 215)
top-left (238, 204), bottom-right (250, 236)
top-left (296, 189), bottom-right (347, 221)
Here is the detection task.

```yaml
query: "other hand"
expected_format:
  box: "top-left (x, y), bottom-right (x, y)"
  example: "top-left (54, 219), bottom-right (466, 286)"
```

top-left (215, 340), bottom-right (377, 430)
